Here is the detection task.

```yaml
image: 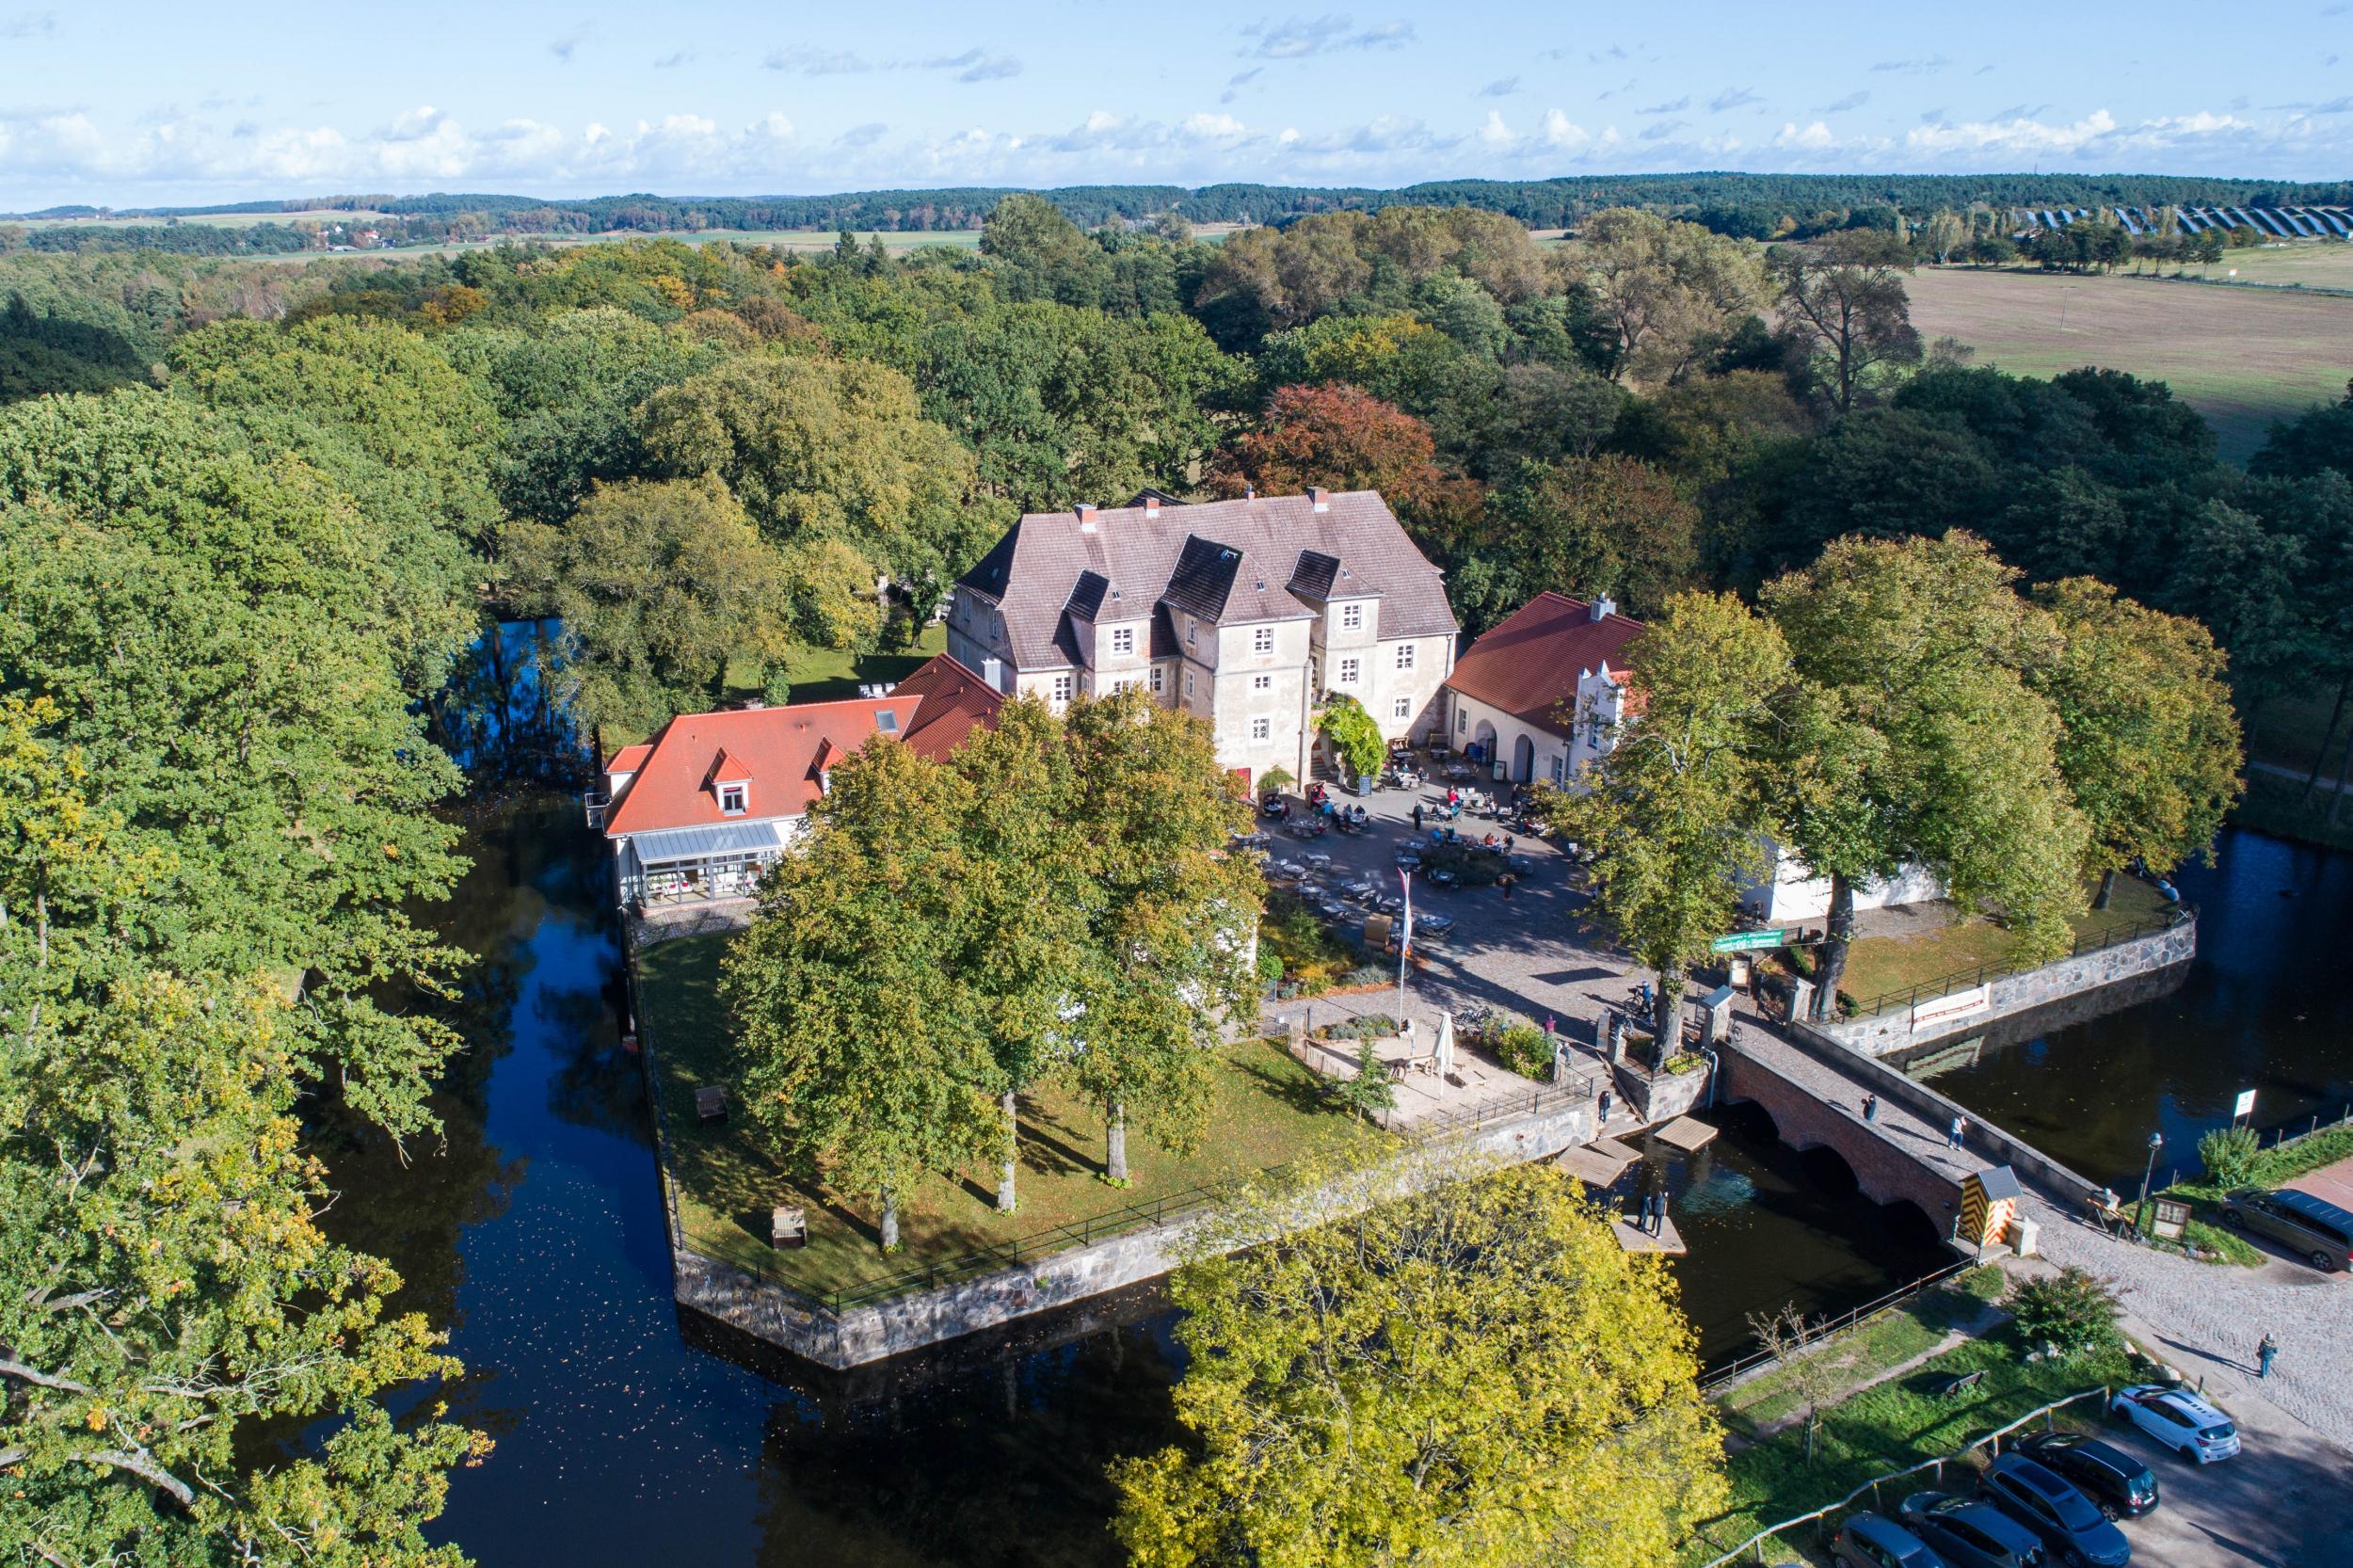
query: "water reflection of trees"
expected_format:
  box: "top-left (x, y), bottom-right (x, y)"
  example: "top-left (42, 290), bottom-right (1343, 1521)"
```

top-left (749, 1327), bottom-right (1182, 1568)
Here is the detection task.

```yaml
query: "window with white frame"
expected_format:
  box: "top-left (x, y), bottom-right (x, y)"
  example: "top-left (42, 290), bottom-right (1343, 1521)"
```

top-left (1110, 626), bottom-right (1134, 656)
top-left (718, 783), bottom-right (747, 815)
top-left (1340, 602), bottom-right (1363, 631)
top-left (1395, 644), bottom-right (1416, 670)
top-left (1253, 626), bottom-right (1274, 653)
top-left (1184, 669), bottom-right (1195, 696)
top-left (1250, 717), bottom-right (1271, 742)
top-left (1252, 674), bottom-right (1273, 692)
top-left (1337, 657), bottom-right (1359, 684)
top-left (1456, 706), bottom-right (1467, 733)
top-left (1051, 673), bottom-right (1074, 704)
top-left (1550, 753), bottom-right (1566, 785)
top-left (1150, 665), bottom-right (1165, 695)
top-left (1393, 696), bottom-right (1411, 719)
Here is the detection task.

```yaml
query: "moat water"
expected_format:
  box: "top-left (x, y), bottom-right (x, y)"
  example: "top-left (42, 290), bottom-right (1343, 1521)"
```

top-left (323, 792), bottom-right (1963, 1565)
top-left (1922, 827), bottom-right (2353, 1191)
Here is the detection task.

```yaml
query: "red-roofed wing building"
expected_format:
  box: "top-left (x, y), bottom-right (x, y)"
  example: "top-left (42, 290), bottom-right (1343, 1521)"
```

top-left (1443, 592), bottom-right (1643, 787)
top-left (593, 653), bottom-right (1005, 907)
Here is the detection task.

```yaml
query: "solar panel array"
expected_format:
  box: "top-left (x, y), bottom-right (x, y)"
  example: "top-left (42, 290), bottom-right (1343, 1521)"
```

top-left (2009, 205), bottom-right (2353, 240)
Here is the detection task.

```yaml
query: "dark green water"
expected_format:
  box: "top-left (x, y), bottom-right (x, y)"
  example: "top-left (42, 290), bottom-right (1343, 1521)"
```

top-left (328, 793), bottom-right (1952, 1566)
top-left (1924, 828), bottom-right (2353, 1190)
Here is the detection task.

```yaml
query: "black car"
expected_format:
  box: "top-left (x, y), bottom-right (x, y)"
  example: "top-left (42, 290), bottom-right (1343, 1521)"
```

top-left (1897, 1490), bottom-right (2048, 1568)
top-left (1977, 1454), bottom-right (2130, 1567)
top-left (2017, 1432), bottom-right (2158, 1519)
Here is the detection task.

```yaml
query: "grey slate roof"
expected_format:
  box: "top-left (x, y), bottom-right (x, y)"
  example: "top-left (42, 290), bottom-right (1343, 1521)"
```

top-left (956, 490), bottom-right (1456, 671)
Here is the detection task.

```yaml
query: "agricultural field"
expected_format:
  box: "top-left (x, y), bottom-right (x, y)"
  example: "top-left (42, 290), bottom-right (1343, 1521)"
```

top-left (1907, 261), bottom-right (2353, 461)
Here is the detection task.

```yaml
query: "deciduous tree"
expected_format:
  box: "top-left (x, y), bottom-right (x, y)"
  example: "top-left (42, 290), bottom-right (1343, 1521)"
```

top-left (1772, 229), bottom-right (1924, 414)
top-left (1560, 208), bottom-right (1769, 387)
top-left (1112, 1156), bottom-right (1724, 1568)
top-left (1762, 533), bottom-right (2089, 1017)
top-left (1551, 594), bottom-right (1791, 1047)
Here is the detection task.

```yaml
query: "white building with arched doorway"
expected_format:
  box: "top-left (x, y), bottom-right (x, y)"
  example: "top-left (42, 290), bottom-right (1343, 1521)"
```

top-left (1441, 591), bottom-right (1644, 787)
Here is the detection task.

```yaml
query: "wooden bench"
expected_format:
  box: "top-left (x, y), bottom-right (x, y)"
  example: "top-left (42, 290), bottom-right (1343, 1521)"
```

top-left (1923, 1369), bottom-right (1984, 1400)
top-left (770, 1205), bottom-right (807, 1249)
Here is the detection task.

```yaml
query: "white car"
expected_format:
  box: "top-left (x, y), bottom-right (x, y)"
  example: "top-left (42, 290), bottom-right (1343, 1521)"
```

top-left (2110, 1384), bottom-right (2241, 1463)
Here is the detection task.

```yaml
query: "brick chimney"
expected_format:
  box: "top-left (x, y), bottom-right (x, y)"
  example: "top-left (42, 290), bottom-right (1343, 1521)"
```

top-left (1076, 503), bottom-right (1096, 533)
top-left (1141, 493), bottom-right (1161, 519)
top-left (1306, 486), bottom-right (1329, 512)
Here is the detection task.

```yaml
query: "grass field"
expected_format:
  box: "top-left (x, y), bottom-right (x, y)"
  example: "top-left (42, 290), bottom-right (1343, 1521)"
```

top-left (2145, 244), bottom-right (2353, 291)
top-left (636, 931), bottom-right (1373, 1299)
top-left (1835, 875), bottom-right (2171, 1009)
top-left (8, 208), bottom-right (402, 229)
top-left (1907, 263), bottom-right (2353, 462)
top-left (1689, 1304), bottom-right (2133, 1563)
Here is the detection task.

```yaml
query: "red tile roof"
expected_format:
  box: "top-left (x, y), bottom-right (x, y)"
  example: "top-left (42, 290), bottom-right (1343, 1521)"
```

top-left (602, 654), bottom-right (1006, 839)
top-left (1444, 592), bottom-right (1644, 741)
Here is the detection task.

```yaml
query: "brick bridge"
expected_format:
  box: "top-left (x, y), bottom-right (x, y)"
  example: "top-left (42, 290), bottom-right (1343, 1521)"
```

top-left (1721, 1026), bottom-right (1997, 1240)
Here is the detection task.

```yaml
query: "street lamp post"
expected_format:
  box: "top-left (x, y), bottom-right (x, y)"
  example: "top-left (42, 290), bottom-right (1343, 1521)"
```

top-left (2135, 1130), bottom-right (2165, 1237)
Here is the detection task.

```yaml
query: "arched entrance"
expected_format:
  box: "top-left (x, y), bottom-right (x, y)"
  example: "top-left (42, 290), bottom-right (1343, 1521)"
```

top-left (1512, 733), bottom-right (1534, 783)
top-left (1469, 718), bottom-right (1497, 765)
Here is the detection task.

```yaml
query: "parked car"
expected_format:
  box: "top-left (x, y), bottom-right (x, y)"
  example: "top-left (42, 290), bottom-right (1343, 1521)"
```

top-left (1897, 1490), bottom-right (2049, 1568)
top-left (1831, 1511), bottom-right (1952, 1568)
top-left (2109, 1384), bottom-right (2240, 1464)
top-left (2016, 1432), bottom-right (2158, 1519)
top-left (2219, 1187), bottom-right (2353, 1272)
top-left (1977, 1454), bottom-right (2131, 1567)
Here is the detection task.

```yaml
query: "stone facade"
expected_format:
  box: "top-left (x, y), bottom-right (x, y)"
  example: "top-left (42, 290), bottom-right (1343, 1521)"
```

top-left (1813, 914), bottom-right (2198, 1057)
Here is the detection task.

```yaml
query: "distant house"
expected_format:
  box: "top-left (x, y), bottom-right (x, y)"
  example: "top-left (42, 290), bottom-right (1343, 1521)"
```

top-left (1442, 591), bottom-right (1643, 786)
top-left (947, 488), bottom-right (1458, 785)
top-left (594, 653), bottom-right (1004, 907)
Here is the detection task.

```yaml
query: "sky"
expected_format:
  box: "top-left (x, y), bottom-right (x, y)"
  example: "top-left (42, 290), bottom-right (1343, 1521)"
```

top-left (2, 1), bottom-right (2349, 210)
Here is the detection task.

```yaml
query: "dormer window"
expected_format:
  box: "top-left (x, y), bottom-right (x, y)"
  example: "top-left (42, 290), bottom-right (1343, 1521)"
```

top-left (719, 783), bottom-right (748, 815)
top-left (1110, 626), bottom-right (1135, 656)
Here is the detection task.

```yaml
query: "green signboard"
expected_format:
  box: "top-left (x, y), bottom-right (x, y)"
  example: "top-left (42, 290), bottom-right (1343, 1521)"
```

top-left (1709, 929), bottom-right (1789, 954)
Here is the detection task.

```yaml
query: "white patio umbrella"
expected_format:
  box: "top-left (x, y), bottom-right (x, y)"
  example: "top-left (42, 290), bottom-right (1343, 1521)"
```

top-left (1435, 1011), bottom-right (1456, 1079)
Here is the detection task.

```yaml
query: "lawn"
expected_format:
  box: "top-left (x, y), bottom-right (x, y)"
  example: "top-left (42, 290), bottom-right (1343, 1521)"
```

top-left (1834, 875), bottom-right (2173, 1010)
top-left (720, 623), bottom-right (951, 706)
top-left (1715, 1267), bottom-right (2006, 1441)
top-left (1689, 1322), bottom-right (2134, 1564)
top-left (1906, 263), bottom-right (2353, 462)
top-left (635, 931), bottom-right (1376, 1302)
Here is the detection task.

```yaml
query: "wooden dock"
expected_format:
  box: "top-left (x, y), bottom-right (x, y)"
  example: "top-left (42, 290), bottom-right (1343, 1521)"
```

top-left (1558, 1137), bottom-right (1642, 1189)
top-left (1610, 1213), bottom-right (1686, 1255)
top-left (1655, 1115), bottom-right (1719, 1153)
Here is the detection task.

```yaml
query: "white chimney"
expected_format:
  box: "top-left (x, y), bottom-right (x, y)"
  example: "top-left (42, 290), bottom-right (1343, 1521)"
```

top-left (1306, 486), bottom-right (1329, 513)
top-left (982, 656), bottom-right (1006, 692)
top-left (1076, 503), bottom-right (1096, 533)
top-left (1591, 594), bottom-right (1616, 622)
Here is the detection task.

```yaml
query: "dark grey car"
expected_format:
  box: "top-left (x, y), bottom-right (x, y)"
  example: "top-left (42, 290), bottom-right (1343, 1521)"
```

top-left (2220, 1187), bottom-right (2353, 1272)
top-left (1898, 1490), bottom-right (2048, 1568)
top-left (1978, 1454), bottom-right (2130, 1567)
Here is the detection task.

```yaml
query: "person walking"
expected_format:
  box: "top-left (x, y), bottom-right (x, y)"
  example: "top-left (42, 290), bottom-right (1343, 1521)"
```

top-left (1947, 1114), bottom-right (1967, 1150)
top-left (1412, 802), bottom-right (1424, 832)
top-left (1862, 1092), bottom-right (1879, 1124)
top-left (1498, 872), bottom-right (1517, 901)
top-left (2257, 1332), bottom-right (2279, 1379)
top-left (1597, 1087), bottom-right (1613, 1125)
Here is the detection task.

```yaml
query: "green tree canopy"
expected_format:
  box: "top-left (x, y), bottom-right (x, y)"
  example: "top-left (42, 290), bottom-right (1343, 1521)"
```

top-left (1112, 1156), bottom-right (1725, 1568)
top-left (1552, 592), bottom-right (1791, 1045)
top-left (504, 475), bottom-right (810, 744)
top-left (1762, 532), bottom-right (2088, 1015)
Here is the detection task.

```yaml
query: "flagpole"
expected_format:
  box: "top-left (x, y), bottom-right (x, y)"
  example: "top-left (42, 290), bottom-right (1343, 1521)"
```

top-left (1398, 867), bottom-right (1414, 1016)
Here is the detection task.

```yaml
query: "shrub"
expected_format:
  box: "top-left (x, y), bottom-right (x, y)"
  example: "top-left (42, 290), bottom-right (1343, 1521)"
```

top-left (2007, 1266), bottom-right (2121, 1357)
top-left (1327, 1040), bottom-right (1397, 1118)
top-left (2198, 1125), bottom-right (2260, 1189)
top-left (1494, 1022), bottom-right (1552, 1080)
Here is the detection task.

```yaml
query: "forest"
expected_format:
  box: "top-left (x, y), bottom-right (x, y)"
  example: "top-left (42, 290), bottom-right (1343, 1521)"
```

top-left (0, 187), bottom-right (2349, 1564)
top-left (10, 168), bottom-right (2353, 253)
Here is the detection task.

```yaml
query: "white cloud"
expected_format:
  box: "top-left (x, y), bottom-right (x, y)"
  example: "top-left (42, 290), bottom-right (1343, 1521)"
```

top-left (1540, 109), bottom-right (1590, 148)
top-left (765, 45), bottom-right (871, 75)
top-left (1180, 112), bottom-right (1248, 140)
top-left (2, 9), bottom-right (54, 38)
top-left (1243, 15), bottom-right (1417, 59)
top-left (1775, 120), bottom-right (1835, 149)
top-left (1818, 90), bottom-right (1870, 113)
top-left (1478, 110), bottom-right (1514, 146)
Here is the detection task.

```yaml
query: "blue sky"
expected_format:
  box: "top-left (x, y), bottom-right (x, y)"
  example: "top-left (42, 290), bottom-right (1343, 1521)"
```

top-left (2, 1), bottom-right (2348, 208)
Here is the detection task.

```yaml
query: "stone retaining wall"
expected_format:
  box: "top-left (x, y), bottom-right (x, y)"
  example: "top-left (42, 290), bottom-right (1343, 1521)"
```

top-left (669, 1086), bottom-right (1596, 1370)
top-left (1815, 914), bottom-right (2197, 1058)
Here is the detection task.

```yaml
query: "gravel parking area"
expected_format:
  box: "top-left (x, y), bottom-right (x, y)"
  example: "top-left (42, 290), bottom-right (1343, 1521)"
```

top-left (2025, 1194), bottom-right (2353, 1458)
top-left (2091, 1403), bottom-right (2353, 1568)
